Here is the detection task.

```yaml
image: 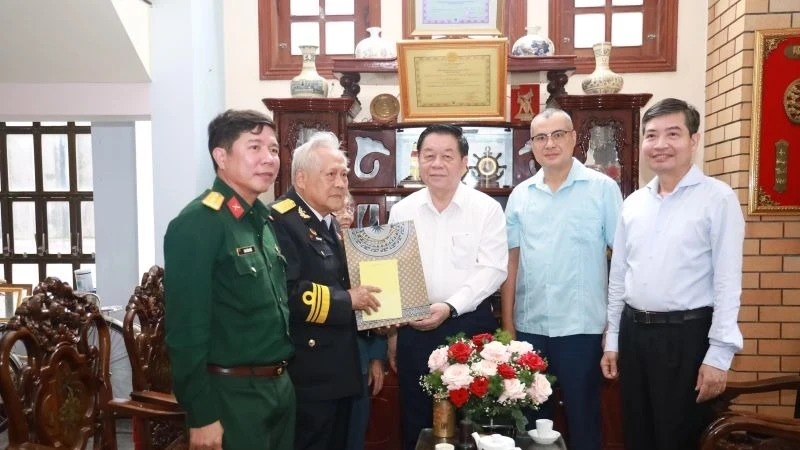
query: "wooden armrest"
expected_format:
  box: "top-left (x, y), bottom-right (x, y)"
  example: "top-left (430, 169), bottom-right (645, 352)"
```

top-left (722, 375), bottom-right (800, 399)
top-left (701, 412), bottom-right (800, 450)
top-left (130, 390), bottom-right (180, 409)
top-left (108, 398), bottom-right (186, 419)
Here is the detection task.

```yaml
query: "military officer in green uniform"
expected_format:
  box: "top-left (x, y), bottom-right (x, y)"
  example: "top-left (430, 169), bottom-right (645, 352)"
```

top-left (270, 131), bottom-right (381, 450)
top-left (164, 109), bottom-right (294, 450)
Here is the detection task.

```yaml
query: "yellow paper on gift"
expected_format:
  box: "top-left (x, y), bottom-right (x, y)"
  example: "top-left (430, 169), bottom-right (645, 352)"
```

top-left (359, 259), bottom-right (403, 321)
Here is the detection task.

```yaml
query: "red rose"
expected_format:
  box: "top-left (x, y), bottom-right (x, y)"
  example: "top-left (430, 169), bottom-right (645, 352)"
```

top-left (497, 363), bottom-right (516, 379)
top-left (449, 388), bottom-right (470, 407)
top-left (518, 352), bottom-right (548, 372)
top-left (469, 376), bottom-right (490, 398)
top-left (471, 333), bottom-right (494, 348)
top-left (448, 341), bottom-right (473, 363)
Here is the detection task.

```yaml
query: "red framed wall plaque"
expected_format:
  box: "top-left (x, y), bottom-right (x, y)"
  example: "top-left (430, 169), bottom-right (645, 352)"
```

top-left (748, 28), bottom-right (800, 215)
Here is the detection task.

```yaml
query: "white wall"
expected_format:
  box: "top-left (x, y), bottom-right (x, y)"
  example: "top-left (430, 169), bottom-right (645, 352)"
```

top-left (223, 0), bottom-right (709, 188)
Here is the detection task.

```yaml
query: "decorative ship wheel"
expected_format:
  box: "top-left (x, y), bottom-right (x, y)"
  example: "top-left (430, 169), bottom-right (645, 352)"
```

top-left (469, 146), bottom-right (506, 188)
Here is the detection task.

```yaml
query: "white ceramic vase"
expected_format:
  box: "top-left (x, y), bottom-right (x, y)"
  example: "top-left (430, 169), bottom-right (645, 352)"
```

top-left (511, 26), bottom-right (555, 57)
top-left (355, 27), bottom-right (396, 59)
top-left (581, 42), bottom-right (624, 95)
top-left (290, 45), bottom-right (328, 98)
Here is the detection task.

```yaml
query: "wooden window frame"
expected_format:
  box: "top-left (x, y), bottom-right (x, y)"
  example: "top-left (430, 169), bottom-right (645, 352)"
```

top-left (549, 0), bottom-right (677, 74)
top-left (258, 0), bottom-right (382, 80)
top-left (0, 122), bottom-right (94, 285)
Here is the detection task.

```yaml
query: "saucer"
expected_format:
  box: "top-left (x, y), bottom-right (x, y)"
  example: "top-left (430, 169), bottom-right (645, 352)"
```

top-left (528, 429), bottom-right (561, 445)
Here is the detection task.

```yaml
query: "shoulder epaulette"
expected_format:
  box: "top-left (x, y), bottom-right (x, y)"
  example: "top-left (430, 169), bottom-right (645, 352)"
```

top-left (271, 198), bottom-right (297, 214)
top-left (201, 191), bottom-right (224, 211)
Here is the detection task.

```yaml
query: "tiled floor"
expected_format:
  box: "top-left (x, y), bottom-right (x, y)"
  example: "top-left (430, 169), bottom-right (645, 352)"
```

top-left (0, 418), bottom-right (135, 449)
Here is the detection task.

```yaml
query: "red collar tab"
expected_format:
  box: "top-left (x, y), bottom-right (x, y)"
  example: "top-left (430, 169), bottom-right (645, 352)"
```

top-left (226, 196), bottom-right (246, 219)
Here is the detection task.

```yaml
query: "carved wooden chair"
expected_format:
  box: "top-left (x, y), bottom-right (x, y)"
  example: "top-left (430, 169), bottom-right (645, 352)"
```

top-left (700, 376), bottom-right (800, 450)
top-left (108, 265), bottom-right (187, 450)
top-left (0, 277), bottom-right (118, 449)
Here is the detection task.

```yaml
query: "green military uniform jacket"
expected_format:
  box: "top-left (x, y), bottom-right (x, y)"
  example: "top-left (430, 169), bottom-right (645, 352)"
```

top-left (163, 177), bottom-right (293, 428)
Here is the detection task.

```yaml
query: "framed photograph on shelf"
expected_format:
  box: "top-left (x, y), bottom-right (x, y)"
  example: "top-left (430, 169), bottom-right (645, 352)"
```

top-left (403, 0), bottom-right (505, 37)
top-left (748, 28), bottom-right (800, 215)
top-left (397, 38), bottom-right (508, 123)
top-left (0, 284), bottom-right (32, 322)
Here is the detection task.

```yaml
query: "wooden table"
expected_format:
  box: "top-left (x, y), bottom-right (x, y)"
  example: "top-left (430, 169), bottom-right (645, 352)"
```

top-left (415, 428), bottom-right (567, 450)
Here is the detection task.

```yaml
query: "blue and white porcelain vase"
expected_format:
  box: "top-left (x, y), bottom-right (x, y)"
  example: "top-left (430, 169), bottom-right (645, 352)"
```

top-left (511, 26), bottom-right (555, 57)
top-left (290, 45), bottom-right (328, 98)
top-left (355, 27), bottom-right (396, 59)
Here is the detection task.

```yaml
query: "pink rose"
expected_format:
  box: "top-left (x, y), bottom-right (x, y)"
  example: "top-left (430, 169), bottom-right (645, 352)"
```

top-left (479, 341), bottom-right (511, 363)
top-left (428, 347), bottom-right (450, 372)
top-left (499, 378), bottom-right (527, 403)
top-left (441, 364), bottom-right (474, 390)
top-left (508, 340), bottom-right (534, 355)
top-left (471, 359), bottom-right (498, 377)
top-left (528, 373), bottom-right (552, 405)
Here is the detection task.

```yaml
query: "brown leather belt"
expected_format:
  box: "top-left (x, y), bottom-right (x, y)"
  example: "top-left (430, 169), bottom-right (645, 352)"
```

top-left (207, 361), bottom-right (287, 377)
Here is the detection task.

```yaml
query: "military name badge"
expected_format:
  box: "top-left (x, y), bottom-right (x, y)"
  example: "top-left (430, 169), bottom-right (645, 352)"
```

top-left (236, 245), bottom-right (256, 256)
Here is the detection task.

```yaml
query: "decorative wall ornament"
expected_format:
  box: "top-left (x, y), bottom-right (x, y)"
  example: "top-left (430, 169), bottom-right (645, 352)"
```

top-left (748, 28), bottom-right (800, 214)
top-left (353, 136), bottom-right (391, 180)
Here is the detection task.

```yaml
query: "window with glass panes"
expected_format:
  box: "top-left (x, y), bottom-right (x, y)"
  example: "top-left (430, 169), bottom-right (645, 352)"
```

top-left (549, 0), bottom-right (677, 73)
top-left (0, 122), bottom-right (95, 289)
top-left (259, 0), bottom-right (381, 79)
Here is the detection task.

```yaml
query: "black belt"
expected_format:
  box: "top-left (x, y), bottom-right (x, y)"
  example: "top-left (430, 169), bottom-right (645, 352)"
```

top-left (624, 305), bottom-right (713, 325)
top-left (207, 361), bottom-right (287, 377)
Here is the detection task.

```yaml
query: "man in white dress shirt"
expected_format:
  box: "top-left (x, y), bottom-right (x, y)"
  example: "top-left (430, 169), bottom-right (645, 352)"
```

top-left (600, 98), bottom-right (744, 450)
top-left (387, 124), bottom-right (508, 450)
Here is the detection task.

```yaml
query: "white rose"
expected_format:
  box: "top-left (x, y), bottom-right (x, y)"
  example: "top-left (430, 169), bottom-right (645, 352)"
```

top-left (428, 347), bottom-right (450, 372)
top-left (471, 359), bottom-right (498, 377)
top-left (508, 340), bottom-right (534, 355)
top-left (499, 378), bottom-right (527, 403)
top-left (528, 373), bottom-right (553, 404)
top-left (441, 364), bottom-right (473, 390)
top-left (480, 341), bottom-right (511, 363)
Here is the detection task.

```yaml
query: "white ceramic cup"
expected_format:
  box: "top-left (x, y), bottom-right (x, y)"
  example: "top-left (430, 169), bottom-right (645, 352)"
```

top-left (434, 444), bottom-right (455, 450)
top-left (536, 418), bottom-right (555, 437)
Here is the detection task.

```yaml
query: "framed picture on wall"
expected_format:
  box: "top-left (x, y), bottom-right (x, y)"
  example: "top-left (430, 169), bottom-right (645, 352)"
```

top-left (748, 27), bottom-right (800, 215)
top-left (403, 0), bottom-right (505, 37)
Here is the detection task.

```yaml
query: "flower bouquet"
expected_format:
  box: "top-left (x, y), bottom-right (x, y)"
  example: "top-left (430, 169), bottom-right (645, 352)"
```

top-left (420, 330), bottom-right (554, 432)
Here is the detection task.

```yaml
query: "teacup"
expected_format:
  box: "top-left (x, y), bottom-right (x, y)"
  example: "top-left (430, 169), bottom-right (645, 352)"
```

top-left (535, 418), bottom-right (555, 437)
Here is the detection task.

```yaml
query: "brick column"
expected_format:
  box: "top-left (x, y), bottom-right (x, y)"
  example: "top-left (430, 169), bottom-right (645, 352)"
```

top-left (705, 0), bottom-right (800, 416)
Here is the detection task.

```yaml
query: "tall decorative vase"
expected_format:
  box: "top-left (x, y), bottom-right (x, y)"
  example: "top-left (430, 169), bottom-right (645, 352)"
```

top-left (432, 398), bottom-right (456, 438)
top-left (355, 26), bottom-right (396, 59)
top-left (290, 45), bottom-right (328, 98)
top-left (581, 42), bottom-right (624, 94)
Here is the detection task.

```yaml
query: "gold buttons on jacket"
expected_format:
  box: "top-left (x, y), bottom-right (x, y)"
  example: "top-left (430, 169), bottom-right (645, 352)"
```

top-left (308, 339), bottom-right (316, 348)
top-left (276, 367), bottom-right (284, 375)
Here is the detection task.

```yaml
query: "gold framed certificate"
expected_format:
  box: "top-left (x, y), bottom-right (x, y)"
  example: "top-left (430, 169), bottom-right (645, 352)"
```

top-left (403, 0), bottom-right (505, 37)
top-left (397, 38), bottom-right (508, 123)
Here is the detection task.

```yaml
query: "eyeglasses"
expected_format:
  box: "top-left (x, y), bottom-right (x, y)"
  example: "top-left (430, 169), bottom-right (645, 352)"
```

top-left (530, 129), bottom-right (573, 146)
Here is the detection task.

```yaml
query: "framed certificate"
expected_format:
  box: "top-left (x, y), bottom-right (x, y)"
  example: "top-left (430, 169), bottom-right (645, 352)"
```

top-left (397, 38), bottom-right (508, 123)
top-left (748, 28), bottom-right (800, 215)
top-left (403, 0), bottom-right (505, 37)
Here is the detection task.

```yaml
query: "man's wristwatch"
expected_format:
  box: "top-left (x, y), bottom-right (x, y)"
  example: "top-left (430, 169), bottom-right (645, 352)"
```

top-left (444, 302), bottom-right (458, 319)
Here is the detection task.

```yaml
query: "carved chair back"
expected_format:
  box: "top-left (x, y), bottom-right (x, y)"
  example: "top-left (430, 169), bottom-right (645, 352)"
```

top-left (0, 277), bottom-right (117, 449)
top-left (124, 265), bottom-right (172, 394)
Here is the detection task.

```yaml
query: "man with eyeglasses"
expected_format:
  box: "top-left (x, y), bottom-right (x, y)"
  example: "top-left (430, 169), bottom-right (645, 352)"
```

top-left (501, 108), bottom-right (622, 450)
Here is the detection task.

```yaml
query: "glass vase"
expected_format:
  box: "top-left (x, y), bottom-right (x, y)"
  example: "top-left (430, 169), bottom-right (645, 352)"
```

top-left (432, 398), bottom-right (457, 438)
top-left (581, 42), bottom-right (624, 94)
top-left (290, 45), bottom-right (328, 98)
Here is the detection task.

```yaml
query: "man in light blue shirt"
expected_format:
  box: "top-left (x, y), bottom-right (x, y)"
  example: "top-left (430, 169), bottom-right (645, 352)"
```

top-left (601, 98), bottom-right (744, 450)
top-left (501, 108), bottom-right (622, 450)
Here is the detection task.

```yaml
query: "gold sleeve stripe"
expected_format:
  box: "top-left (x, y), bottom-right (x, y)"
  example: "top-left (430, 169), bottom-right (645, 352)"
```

top-left (315, 284), bottom-right (330, 324)
top-left (301, 283), bottom-right (330, 324)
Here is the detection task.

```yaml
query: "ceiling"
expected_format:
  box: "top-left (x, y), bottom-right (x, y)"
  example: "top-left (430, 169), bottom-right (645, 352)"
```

top-left (0, 0), bottom-right (150, 83)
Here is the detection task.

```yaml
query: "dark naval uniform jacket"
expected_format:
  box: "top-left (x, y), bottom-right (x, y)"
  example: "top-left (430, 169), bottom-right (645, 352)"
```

top-left (270, 188), bottom-right (362, 401)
